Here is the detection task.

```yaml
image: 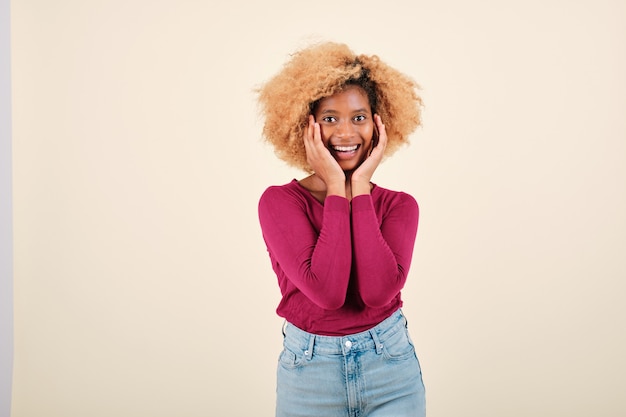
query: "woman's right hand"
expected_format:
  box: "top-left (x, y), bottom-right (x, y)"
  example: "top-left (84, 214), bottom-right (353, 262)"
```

top-left (303, 115), bottom-right (346, 196)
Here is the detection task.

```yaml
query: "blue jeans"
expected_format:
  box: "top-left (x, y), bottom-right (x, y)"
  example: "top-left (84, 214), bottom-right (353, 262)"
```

top-left (276, 310), bottom-right (426, 417)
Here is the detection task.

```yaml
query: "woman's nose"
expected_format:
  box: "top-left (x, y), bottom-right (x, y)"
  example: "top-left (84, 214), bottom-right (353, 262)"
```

top-left (335, 120), bottom-right (355, 137)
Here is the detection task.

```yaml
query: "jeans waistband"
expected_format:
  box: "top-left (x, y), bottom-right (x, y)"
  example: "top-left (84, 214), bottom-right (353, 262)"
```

top-left (282, 309), bottom-right (407, 357)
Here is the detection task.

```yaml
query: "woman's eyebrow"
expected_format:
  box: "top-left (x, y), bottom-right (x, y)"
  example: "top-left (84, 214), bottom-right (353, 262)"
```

top-left (319, 108), bottom-right (369, 114)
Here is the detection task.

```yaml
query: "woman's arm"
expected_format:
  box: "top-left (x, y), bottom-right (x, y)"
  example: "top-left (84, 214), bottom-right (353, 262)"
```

top-left (351, 193), bottom-right (419, 307)
top-left (258, 187), bottom-right (352, 310)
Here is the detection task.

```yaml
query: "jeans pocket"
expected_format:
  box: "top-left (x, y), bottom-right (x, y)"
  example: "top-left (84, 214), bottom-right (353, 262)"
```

top-left (382, 327), bottom-right (416, 361)
top-left (278, 347), bottom-right (305, 369)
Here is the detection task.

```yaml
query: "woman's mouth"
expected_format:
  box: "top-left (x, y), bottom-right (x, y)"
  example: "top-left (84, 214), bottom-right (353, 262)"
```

top-left (330, 144), bottom-right (360, 160)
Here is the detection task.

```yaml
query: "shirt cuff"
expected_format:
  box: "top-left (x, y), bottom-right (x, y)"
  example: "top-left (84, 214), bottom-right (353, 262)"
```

top-left (351, 194), bottom-right (374, 213)
top-left (325, 195), bottom-right (350, 212)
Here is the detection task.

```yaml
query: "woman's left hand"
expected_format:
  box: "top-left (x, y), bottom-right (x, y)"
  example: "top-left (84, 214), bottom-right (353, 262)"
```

top-left (351, 114), bottom-right (388, 195)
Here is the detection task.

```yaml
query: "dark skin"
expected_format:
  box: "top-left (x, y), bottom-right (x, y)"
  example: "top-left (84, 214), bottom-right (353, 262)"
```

top-left (299, 85), bottom-right (388, 203)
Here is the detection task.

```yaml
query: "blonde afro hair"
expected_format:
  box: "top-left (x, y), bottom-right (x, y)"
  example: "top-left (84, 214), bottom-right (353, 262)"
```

top-left (257, 42), bottom-right (423, 172)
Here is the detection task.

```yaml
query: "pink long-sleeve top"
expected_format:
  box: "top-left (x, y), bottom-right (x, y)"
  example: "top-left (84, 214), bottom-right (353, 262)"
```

top-left (258, 179), bottom-right (419, 336)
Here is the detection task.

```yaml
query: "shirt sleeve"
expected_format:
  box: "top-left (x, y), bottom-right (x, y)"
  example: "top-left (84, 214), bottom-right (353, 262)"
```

top-left (351, 192), bottom-right (419, 307)
top-left (258, 186), bottom-right (352, 310)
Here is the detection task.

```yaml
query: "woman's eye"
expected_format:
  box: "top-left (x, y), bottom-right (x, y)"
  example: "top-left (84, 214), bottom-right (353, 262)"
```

top-left (354, 115), bottom-right (366, 122)
top-left (322, 116), bottom-right (336, 123)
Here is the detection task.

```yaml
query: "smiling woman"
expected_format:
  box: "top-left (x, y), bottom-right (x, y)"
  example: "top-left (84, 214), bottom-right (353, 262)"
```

top-left (256, 42), bottom-right (421, 174)
top-left (312, 86), bottom-right (375, 173)
top-left (256, 42), bottom-right (425, 416)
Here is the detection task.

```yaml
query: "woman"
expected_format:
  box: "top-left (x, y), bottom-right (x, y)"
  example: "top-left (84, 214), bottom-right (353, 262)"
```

top-left (257, 42), bottom-right (425, 417)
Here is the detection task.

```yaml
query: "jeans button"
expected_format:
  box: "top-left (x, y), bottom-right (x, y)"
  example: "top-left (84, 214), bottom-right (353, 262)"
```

top-left (344, 340), bottom-right (352, 349)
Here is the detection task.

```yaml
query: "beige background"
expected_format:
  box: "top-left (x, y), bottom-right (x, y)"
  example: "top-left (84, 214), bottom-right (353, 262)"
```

top-left (10, 0), bottom-right (626, 416)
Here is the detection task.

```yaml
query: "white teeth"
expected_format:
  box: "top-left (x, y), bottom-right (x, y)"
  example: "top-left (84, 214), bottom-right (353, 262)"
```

top-left (332, 145), bottom-right (358, 152)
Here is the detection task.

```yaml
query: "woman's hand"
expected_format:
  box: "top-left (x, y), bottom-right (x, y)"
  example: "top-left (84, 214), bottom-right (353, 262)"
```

top-left (352, 114), bottom-right (388, 196)
top-left (303, 115), bottom-right (346, 197)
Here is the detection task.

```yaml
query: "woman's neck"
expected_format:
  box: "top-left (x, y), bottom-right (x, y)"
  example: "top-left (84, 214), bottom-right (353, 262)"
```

top-left (300, 172), bottom-right (368, 203)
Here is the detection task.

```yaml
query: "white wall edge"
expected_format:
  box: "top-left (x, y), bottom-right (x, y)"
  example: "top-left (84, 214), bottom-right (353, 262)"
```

top-left (0, 0), bottom-right (14, 415)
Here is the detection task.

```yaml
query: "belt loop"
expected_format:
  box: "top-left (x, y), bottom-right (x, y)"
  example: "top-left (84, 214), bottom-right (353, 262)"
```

top-left (369, 329), bottom-right (383, 355)
top-left (305, 334), bottom-right (315, 360)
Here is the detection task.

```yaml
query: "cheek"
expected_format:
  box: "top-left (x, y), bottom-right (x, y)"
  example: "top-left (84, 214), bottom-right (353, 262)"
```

top-left (318, 126), bottom-right (332, 144)
top-left (361, 124), bottom-right (375, 143)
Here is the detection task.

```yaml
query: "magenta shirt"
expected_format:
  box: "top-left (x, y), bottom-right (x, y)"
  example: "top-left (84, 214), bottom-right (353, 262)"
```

top-left (258, 179), bottom-right (419, 336)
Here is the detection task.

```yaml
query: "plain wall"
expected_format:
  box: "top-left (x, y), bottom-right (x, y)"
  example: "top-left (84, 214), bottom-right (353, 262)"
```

top-left (10, 0), bottom-right (626, 416)
top-left (1, 0), bottom-right (13, 415)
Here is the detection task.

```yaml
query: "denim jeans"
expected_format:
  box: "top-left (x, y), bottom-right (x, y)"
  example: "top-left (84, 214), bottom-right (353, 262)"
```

top-left (276, 310), bottom-right (426, 417)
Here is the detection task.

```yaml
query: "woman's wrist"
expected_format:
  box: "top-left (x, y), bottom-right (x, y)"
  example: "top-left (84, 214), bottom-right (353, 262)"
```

top-left (351, 178), bottom-right (372, 196)
top-left (326, 180), bottom-right (347, 198)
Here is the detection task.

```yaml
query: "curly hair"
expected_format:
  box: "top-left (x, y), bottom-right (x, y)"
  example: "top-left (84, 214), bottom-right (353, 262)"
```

top-left (257, 42), bottom-right (423, 173)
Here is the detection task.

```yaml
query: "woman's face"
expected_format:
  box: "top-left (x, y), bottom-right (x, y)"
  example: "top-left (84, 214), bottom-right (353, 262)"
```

top-left (313, 85), bottom-right (376, 172)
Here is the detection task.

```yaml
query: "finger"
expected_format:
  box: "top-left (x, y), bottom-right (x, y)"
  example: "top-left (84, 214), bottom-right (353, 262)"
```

top-left (304, 116), bottom-right (315, 147)
top-left (307, 115), bottom-right (315, 141)
top-left (313, 120), bottom-right (322, 146)
top-left (303, 116), bottom-right (317, 165)
top-left (373, 114), bottom-right (388, 152)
